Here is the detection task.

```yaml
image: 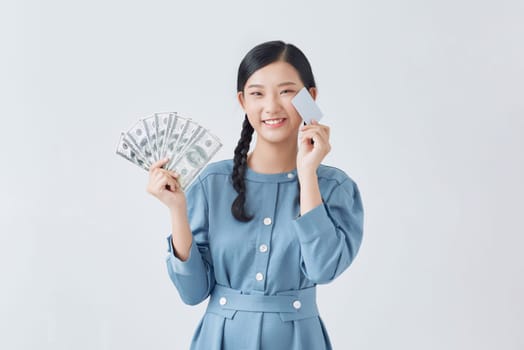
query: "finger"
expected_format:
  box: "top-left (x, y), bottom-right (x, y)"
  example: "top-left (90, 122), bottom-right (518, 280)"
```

top-left (152, 168), bottom-right (175, 181)
top-left (300, 120), bottom-right (319, 130)
top-left (167, 170), bottom-right (179, 179)
top-left (319, 125), bottom-right (330, 140)
top-left (158, 170), bottom-right (181, 186)
top-left (303, 122), bottom-right (327, 130)
top-left (150, 158), bottom-right (170, 172)
top-left (160, 179), bottom-right (178, 193)
top-left (298, 132), bottom-right (316, 148)
top-left (148, 176), bottom-right (166, 195)
top-left (300, 129), bottom-right (327, 142)
top-left (152, 169), bottom-right (164, 183)
top-left (147, 169), bottom-right (175, 195)
top-left (300, 130), bottom-right (330, 149)
top-left (300, 122), bottom-right (327, 132)
top-left (166, 176), bottom-right (180, 192)
top-left (305, 125), bottom-right (330, 142)
top-left (162, 171), bottom-right (180, 189)
top-left (154, 174), bottom-right (178, 194)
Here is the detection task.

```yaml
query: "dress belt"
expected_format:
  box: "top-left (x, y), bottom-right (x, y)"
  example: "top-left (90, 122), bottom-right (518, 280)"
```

top-left (206, 284), bottom-right (319, 322)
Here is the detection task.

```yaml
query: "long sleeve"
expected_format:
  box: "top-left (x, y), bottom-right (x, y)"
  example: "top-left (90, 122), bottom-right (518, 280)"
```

top-left (292, 177), bottom-right (364, 284)
top-left (165, 176), bottom-right (215, 305)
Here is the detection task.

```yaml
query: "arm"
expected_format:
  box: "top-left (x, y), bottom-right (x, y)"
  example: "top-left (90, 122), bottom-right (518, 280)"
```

top-left (165, 177), bottom-right (215, 305)
top-left (169, 205), bottom-right (192, 261)
top-left (293, 177), bottom-right (364, 284)
top-left (146, 158), bottom-right (214, 305)
top-left (295, 120), bottom-right (364, 283)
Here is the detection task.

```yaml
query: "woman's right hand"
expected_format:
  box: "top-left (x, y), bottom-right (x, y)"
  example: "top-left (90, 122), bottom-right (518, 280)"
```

top-left (146, 158), bottom-right (186, 212)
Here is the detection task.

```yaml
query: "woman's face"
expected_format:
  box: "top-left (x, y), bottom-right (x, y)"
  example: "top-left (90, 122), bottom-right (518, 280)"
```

top-left (238, 61), bottom-right (317, 146)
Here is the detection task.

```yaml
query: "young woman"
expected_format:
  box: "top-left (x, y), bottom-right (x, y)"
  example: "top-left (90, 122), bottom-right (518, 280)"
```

top-left (147, 40), bottom-right (364, 350)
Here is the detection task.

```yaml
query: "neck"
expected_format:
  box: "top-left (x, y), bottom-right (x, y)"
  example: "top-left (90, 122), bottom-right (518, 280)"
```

top-left (248, 138), bottom-right (297, 174)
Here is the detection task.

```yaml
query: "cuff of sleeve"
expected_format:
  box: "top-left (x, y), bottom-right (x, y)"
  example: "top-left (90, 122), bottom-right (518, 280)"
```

top-left (292, 203), bottom-right (333, 243)
top-left (165, 235), bottom-right (201, 276)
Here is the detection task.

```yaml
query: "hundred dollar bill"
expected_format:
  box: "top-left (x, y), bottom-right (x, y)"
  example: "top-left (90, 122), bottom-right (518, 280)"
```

top-left (162, 115), bottom-right (189, 165)
top-left (143, 115), bottom-right (160, 162)
top-left (126, 119), bottom-right (156, 166)
top-left (166, 118), bottom-right (202, 169)
top-left (172, 127), bottom-right (204, 164)
top-left (121, 131), bottom-right (151, 164)
top-left (115, 132), bottom-right (149, 171)
top-left (175, 118), bottom-right (201, 154)
top-left (169, 128), bottom-right (222, 189)
top-left (155, 112), bottom-right (176, 160)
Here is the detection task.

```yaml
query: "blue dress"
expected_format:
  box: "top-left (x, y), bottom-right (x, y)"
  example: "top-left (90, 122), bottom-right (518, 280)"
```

top-left (165, 159), bottom-right (364, 349)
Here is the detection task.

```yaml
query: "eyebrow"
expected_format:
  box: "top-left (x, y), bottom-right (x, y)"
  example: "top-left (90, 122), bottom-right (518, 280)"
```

top-left (246, 81), bottom-right (298, 89)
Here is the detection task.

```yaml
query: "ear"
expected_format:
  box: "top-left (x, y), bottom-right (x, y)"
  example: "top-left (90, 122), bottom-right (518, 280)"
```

top-left (308, 87), bottom-right (318, 101)
top-left (237, 91), bottom-right (246, 110)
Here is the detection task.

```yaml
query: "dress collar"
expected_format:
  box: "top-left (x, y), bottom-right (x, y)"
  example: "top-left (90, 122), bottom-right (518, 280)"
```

top-left (244, 166), bottom-right (298, 183)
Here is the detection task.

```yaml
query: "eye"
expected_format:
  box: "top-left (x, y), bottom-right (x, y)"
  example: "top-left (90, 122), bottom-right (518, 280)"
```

top-left (250, 91), bottom-right (263, 96)
top-left (281, 89), bottom-right (295, 95)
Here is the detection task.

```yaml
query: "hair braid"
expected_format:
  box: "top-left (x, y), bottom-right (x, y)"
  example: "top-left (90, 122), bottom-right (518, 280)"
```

top-left (231, 115), bottom-right (254, 222)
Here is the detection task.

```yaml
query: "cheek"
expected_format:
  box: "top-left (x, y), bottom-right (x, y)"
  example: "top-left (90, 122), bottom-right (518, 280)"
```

top-left (283, 102), bottom-right (302, 123)
top-left (246, 112), bottom-right (258, 129)
top-left (244, 99), bottom-right (262, 114)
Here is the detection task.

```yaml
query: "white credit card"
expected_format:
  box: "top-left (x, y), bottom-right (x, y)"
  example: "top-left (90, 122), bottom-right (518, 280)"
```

top-left (291, 87), bottom-right (323, 124)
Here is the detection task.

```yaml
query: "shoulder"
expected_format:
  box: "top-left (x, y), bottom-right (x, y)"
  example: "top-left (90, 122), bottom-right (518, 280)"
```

top-left (317, 164), bottom-right (356, 185)
top-left (198, 159), bottom-right (233, 179)
top-left (185, 159), bottom-right (233, 198)
top-left (317, 164), bottom-right (360, 197)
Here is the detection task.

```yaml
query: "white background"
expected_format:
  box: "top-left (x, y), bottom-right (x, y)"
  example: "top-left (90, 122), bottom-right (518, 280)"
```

top-left (1, 0), bottom-right (523, 349)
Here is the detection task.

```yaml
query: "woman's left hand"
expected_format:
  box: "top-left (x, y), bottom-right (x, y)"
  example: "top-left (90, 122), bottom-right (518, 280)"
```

top-left (296, 120), bottom-right (331, 176)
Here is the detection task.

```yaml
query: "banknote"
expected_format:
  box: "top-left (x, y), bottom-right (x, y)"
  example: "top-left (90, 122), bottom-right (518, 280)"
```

top-left (167, 119), bottom-right (202, 169)
top-left (143, 115), bottom-right (159, 162)
top-left (121, 132), bottom-right (151, 164)
top-left (162, 115), bottom-right (188, 163)
top-left (173, 127), bottom-right (205, 164)
top-left (115, 132), bottom-right (149, 171)
top-left (126, 119), bottom-right (156, 166)
top-left (169, 128), bottom-right (222, 188)
top-left (155, 112), bottom-right (176, 160)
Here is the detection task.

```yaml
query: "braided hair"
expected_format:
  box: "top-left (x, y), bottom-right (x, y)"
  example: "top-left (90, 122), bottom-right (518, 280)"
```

top-left (231, 115), bottom-right (254, 221)
top-left (231, 40), bottom-right (316, 222)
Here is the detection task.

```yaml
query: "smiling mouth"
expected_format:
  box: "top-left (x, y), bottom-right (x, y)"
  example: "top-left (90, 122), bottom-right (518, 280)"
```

top-left (262, 118), bottom-right (286, 125)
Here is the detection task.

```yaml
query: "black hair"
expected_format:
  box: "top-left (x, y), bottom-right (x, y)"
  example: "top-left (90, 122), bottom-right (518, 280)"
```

top-left (231, 40), bottom-right (317, 222)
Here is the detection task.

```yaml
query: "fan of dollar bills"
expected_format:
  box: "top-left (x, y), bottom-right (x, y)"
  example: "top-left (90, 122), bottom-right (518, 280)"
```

top-left (116, 112), bottom-right (222, 190)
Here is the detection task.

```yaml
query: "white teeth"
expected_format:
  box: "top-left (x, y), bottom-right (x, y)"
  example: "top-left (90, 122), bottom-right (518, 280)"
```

top-left (264, 119), bottom-right (284, 125)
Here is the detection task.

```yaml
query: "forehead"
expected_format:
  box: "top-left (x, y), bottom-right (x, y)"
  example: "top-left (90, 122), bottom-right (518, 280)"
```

top-left (245, 61), bottom-right (302, 87)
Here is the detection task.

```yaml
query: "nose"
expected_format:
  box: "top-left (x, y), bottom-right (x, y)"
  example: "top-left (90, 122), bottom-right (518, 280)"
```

top-left (264, 93), bottom-right (282, 115)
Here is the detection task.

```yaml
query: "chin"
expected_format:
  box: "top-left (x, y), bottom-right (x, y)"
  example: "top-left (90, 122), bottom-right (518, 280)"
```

top-left (259, 133), bottom-right (298, 145)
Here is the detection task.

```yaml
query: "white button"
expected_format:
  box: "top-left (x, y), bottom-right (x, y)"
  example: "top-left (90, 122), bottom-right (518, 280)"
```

top-left (263, 217), bottom-right (272, 225)
top-left (256, 272), bottom-right (264, 281)
top-left (259, 244), bottom-right (268, 253)
top-left (293, 300), bottom-right (302, 309)
top-left (287, 173), bottom-right (294, 179)
top-left (219, 297), bottom-right (227, 306)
